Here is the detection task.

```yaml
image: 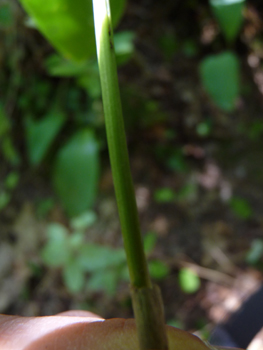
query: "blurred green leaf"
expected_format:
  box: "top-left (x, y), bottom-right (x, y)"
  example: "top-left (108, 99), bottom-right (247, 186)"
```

top-left (77, 243), bottom-right (125, 272)
top-left (25, 111), bottom-right (65, 166)
top-left (200, 51), bottom-right (240, 111)
top-left (246, 239), bottom-right (263, 265)
top-left (47, 222), bottom-right (69, 241)
top-left (45, 54), bottom-right (89, 77)
top-left (158, 33), bottom-right (179, 60)
top-left (167, 319), bottom-right (185, 329)
top-left (0, 191), bottom-right (10, 210)
top-left (63, 260), bottom-right (85, 293)
top-left (36, 198), bottom-right (55, 218)
top-left (143, 232), bottom-right (157, 254)
top-left (229, 196), bottom-right (253, 219)
top-left (0, 3), bottom-right (14, 28)
top-left (42, 224), bottom-right (71, 267)
top-left (210, 0), bottom-right (245, 43)
top-left (154, 188), bottom-right (176, 203)
top-left (149, 260), bottom-right (169, 280)
top-left (53, 129), bottom-right (99, 216)
top-left (182, 40), bottom-right (199, 57)
top-left (248, 120), bottom-right (263, 140)
top-left (5, 172), bottom-right (19, 190)
top-left (19, 0), bottom-right (127, 61)
top-left (70, 211), bottom-right (97, 231)
top-left (0, 104), bottom-right (10, 137)
top-left (114, 31), bottom-right (135, 66)
top-left (196, 121), bottom-right (212, 137)
top-left (175, 183), bottom-right (198, 203)
top-left (68, 232), bottom-right (85, 250)
top-left (88, 269), bottom-right (119, 295)
top-left (2, 137), bottom-right (20, 166)
top-left (179, 268), bottom-right (201, 294)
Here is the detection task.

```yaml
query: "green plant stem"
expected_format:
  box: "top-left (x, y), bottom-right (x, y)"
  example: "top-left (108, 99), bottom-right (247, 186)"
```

top-left (92, 0), bottom-right (150, 290)
top-left (92, 1), bottom-right (169, 349)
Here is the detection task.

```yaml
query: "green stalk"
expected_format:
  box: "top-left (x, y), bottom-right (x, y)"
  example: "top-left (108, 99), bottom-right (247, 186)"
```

top-left (92, 0), bottom-right (150, 290)
top-left (92, 1), bottom-right (168, 349)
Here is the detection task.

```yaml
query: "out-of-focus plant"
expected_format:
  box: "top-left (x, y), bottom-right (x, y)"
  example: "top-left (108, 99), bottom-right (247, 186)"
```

top-left (17, 0), bottom-right (133, 217)
top-left (0, 103), bottom-right (20, 166)
top-left (246, 239), bottom-right (263, 265)
top-left (229, 196), bottom-right (253, 220)
top-left (200, 0), bottom-right (246, 111)
top-left (42, 220), bottom-right (169, 295)
top-left (178, 268), bottom-right (201, 294)
top-left (41, 211), bottom-right (126, 294)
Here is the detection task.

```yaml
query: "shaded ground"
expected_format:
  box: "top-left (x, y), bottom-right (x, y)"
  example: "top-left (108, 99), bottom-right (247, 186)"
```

top-left (1, 0), bottom-right (263, 345)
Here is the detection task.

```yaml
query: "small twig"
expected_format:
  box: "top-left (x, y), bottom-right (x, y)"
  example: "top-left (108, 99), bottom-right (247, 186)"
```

top-left (179, 260), bottom-right (235, 285)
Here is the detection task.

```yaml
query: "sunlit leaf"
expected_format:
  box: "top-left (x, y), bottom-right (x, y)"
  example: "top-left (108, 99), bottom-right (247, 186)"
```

top-left (179, 268), bottom-right (201, 294)
top-left (200, 51), bottom-right (240, 111)
top-left (210, 0), bottom-right (245, 42)
top-left (25, 111), bottom-right (65, 166)
top-left (53, 129), bottom-right (99, 216)
top-left (19, 0), bottom-right (127, 61)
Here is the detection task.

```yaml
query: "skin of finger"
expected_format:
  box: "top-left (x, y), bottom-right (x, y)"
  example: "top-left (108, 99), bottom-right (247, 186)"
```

top-left (56, 310), bottom-right (103, 318)
top-left (0, 316), bottom-right (211, 350)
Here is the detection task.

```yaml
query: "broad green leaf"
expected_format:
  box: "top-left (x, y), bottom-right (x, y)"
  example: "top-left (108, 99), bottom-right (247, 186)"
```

top-left (179, 268), bottom-right (201, 294)
top-left (200, 51), bottom-right (240, 111)
top-left (210, 0), bottom-right (245, 43)
top-left (63, 260), bottom-right (85, 293)
top-left (53, 129), bottom-right (99, 216)
top-left (25, 111), bottom-right (65, 166)
top-left (19, 0), bottom-right (127, 62)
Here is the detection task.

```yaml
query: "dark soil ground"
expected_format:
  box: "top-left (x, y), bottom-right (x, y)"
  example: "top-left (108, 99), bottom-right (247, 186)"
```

top-left (1, 0), bottom-right (263, 346)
